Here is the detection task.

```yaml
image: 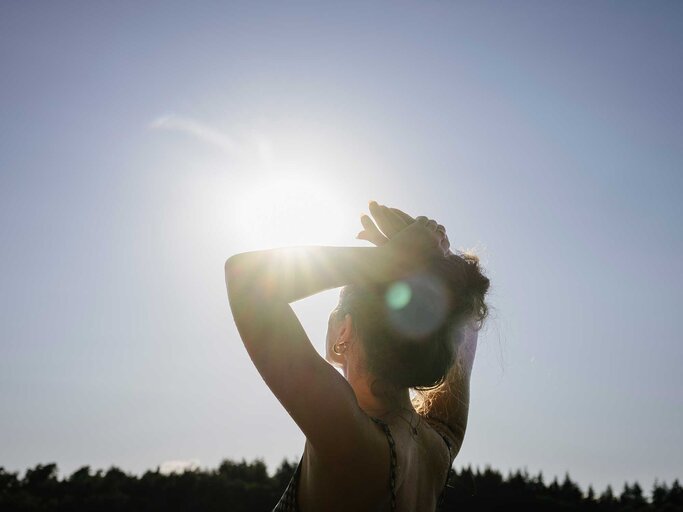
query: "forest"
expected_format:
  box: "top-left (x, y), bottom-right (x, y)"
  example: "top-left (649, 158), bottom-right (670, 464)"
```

top-left (1, 457), bottom-right (680, 511)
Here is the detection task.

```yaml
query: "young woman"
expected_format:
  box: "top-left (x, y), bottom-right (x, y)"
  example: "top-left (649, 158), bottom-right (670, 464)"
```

top-left (224, 202), bottom-right (490, 512)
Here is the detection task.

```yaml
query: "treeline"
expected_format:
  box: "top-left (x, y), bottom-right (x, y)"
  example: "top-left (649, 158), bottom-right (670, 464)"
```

top-left (0, 458), bottom-right (681, 511)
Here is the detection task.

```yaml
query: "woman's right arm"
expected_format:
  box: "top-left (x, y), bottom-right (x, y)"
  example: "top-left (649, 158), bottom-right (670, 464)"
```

top-left (357, 202), bottom-right (479, 460)
top-left (412, 317), bottom-right (479, 461)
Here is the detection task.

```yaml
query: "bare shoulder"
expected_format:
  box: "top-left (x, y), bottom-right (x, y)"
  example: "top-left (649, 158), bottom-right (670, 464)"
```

top-left (423, 416), bottom-right (461, 465)
top-left (306, 411), bottom-right (391, 474)
top-left (412, 393), bottom-right (465, 464)
top-left (410, 320), bottom-right (480, 462)
top-left (299, 415), bottom-right (394, 510)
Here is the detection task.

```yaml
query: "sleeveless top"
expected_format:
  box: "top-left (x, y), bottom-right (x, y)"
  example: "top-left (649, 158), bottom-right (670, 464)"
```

top-left (272, 416), bottom-right (453, 512)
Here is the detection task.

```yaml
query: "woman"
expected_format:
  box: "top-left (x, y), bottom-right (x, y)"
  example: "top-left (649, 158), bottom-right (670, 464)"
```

top-left (224, 202), bottom-right (490, 511)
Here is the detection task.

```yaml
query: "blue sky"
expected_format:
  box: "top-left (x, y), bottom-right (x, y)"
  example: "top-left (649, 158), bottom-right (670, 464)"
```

top-left (1, 1), bottom-right (681, 497)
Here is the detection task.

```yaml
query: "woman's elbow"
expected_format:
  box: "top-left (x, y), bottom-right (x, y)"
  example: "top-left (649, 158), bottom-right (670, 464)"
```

top-left (224, 255), bottom-right (249, 302)
top-left (224, 254), bottom-right (269, 303)
top-left (224, 257), bottom-right (234, 279)
top-left (224, 253), bottom-right (249, 284)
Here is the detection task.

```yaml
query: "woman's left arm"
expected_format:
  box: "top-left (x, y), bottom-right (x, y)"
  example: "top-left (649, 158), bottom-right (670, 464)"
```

top-left (224, 245), bottom-right (412, 461)
top-left (226, 246), bottom-right (399, 304)
top-left (225, 217), bottom-right (442, 460)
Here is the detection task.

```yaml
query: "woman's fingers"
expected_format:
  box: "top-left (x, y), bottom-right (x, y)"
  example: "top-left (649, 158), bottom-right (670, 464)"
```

top-left (416, 216), bottom-right (438, 231)
top-left (415, 216), bottom-right (451, 256)
top-left (384, 215), bottom-right (445, 263)
top-left (369, 201), bottom-right (408, 238)
top-left (361, 213), bottom-right (378, 232)
top-left (382, 205), bottom-right (412, 232)
top-left (363, 202), bottom-right (452, 256)
top-left (357, 214), bottom-right (389, 246)
top-left (390, 207), bottom-right (415, 225)
top-left (368, 201), bottom-right (395, 237)
top-left (440, 232), bottom-right (451, 255)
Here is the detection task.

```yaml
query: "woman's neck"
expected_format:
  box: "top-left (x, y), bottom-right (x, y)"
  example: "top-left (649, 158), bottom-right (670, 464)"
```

top-left (349, 372), bottom-right (414, 417)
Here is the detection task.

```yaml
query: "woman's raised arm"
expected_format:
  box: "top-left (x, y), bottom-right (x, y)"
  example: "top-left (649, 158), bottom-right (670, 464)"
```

top-left (412, 318), bottom-right (479, 461)
top-left (356, 202), bottom-right (481, 460)
top-left (224, 218), bottom-right (444, 461)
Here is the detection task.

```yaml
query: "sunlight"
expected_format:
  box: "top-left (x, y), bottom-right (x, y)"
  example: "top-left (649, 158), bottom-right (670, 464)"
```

top-left (231, 170), bottom-right (349, 248)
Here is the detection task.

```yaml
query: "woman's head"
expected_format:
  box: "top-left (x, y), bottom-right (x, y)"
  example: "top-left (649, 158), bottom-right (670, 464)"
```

top-left (325, 252), bottom-right (490, 393)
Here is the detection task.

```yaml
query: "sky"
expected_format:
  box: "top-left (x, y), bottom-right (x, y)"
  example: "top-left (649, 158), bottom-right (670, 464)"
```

top-left (1, 0), bottom-right (681, 499)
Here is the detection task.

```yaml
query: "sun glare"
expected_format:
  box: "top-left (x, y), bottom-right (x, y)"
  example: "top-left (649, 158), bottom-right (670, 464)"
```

top-left (231, 171), bottom-right (350, 248)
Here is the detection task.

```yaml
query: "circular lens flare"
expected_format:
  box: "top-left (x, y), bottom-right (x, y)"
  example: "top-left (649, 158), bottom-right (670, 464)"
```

top-left (386, 272), bottom-right (450, 340)
top-left (385, 282), bottom-right (412, 310)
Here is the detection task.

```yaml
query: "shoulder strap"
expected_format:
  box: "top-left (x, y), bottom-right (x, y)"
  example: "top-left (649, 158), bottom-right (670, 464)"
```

top-left (272, 454), bottom-right (303, 512)
top-left (436, 433), bottom-right (453, 508)
top-left (369, 417), bottom-right (397, 512)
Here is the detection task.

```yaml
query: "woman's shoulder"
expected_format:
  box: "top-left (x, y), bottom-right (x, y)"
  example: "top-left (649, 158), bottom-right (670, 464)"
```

top-left (298, 427), bottom-right (394, 511)
top-left (300, 412), bottom-right (450, 510)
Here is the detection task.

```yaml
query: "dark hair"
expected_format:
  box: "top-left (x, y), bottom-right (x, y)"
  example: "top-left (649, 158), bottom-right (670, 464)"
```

top-left (336, 252), bottom-right (490, 392)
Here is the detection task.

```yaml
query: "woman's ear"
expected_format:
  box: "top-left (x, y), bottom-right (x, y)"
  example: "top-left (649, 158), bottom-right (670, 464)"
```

top-left (338, 313), bottom-right (354, 344)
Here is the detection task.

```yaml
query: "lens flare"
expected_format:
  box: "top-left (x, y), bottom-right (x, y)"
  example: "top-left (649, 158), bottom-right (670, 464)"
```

top-left (385, 281), bottom-right (412, 310)
top-left (385, 272), bottom-right (450, 340)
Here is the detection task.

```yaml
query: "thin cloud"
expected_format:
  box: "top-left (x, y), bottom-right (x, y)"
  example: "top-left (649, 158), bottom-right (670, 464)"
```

top-left (150, 115), bottom-right (240, 155)
top-left (159, 458), bottom-right (201, 475)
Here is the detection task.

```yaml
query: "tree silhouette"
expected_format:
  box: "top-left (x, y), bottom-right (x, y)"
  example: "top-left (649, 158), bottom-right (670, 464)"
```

top-left (0, 460), bottom-right (680, 511)
top-left (620, 481), bottom-right (647, 511)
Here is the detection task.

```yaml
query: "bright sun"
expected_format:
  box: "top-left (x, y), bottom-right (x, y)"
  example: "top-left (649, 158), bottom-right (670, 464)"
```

top-left (231, 171), bottom-right (353, 249)
top-left (165, 126), bottom-right (368, 257)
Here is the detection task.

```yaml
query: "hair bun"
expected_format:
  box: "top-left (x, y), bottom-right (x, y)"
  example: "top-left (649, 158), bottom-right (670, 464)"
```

top-left (338, 250), bottom-right (490, 392)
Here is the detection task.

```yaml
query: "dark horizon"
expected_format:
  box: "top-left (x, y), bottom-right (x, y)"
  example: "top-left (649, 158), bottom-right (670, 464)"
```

top-left (3, 455), bottom-right (681, 511)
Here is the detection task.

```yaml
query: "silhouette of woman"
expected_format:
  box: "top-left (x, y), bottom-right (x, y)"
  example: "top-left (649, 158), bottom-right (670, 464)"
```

top-left (224, 202), bottom-right (490, 511)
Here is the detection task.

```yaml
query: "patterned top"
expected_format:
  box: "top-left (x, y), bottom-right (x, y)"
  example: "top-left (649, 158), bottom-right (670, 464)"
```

top-left (272, 416), bottom-right (453, 512)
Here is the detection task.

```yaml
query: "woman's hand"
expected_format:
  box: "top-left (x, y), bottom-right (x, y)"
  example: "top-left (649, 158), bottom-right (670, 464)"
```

top-left (378, 216), bottom-right (446, 272)
top-left (357, 201), bottom-right (453, 257)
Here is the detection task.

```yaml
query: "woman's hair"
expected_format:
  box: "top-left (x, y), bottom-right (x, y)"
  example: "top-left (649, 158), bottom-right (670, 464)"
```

top-left (335, 251), bottom-right (490, 393)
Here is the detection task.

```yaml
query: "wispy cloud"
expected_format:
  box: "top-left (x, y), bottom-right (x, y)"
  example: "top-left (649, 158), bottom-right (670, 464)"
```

top-left (150, 115), bottom-right (240, 155)
top-left (159, 459), bottom-right (201, 475)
